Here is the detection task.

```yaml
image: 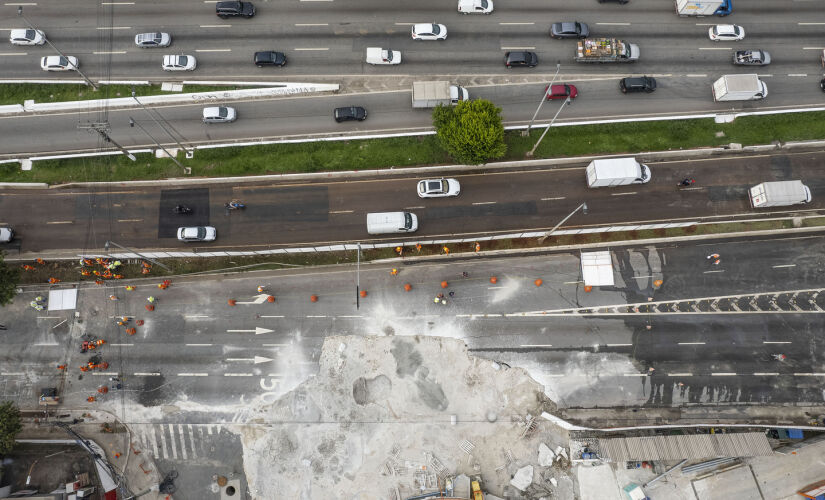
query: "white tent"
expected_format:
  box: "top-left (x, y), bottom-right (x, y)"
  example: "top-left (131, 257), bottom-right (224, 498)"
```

top-left (581, 251), bottom-right (614, 287)
top-left (48, 288), bottom-right (77, 310)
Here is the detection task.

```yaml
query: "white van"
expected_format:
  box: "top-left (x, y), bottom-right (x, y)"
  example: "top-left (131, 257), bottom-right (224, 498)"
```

top-left (0, 227), bottom-right (14, 243)
top-left (366, 212), bottom-right (418, 235)
top-left (586, 158), bottom-right (650, 188)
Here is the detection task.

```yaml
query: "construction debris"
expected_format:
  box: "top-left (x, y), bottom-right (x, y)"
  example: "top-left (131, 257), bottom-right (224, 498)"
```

top-left (510, 465), bottom-right (534, 491)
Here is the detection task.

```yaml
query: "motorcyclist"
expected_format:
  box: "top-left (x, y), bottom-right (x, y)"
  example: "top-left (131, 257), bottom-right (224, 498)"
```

top-left (679, 178), bottom-right (695, 187)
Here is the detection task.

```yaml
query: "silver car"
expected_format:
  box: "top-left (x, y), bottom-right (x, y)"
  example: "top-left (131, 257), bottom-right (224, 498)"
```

top-left (135, 32), bottom-right (171, 48)
top-left (177, 226), bottom-right (217, 242)
top-left (417, 178), bottom-right (461, 198)
top-left (40, 55), bottom-right (79, 71)
top-left (9, 29), bottom-right (45, 46)
top-left (162, 54), bottom-right (196, 71)
top-left (202, 106), bottom-right (237, 123)
top-left (733, 50), bottom-right (770, 66)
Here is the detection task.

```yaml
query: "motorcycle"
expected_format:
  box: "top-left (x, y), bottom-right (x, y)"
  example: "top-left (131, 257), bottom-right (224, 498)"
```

top-left (173, 205), bottom-right (192, 214)
top-left (225, 200), bottom-right (246, 210)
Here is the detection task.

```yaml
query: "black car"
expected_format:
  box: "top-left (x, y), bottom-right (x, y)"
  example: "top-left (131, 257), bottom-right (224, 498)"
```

top-left (821, 78), bottom-right (825, 92)
top-left (504, 51), bottom-right (538, 68)
top-left (216, 1), bottom-right (255, 18)
top-left (334, 106), bottom-right (367, 123)
top-left (550, 21), bottom-right (590, 39)
top-left (620, 76), bottom-right (656, 93)
top-left (254, 51), bottom-right (287, 67)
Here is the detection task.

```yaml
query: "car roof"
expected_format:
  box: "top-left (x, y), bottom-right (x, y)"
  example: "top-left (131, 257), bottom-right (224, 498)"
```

top-left (716, 24), bottom-right (736, 33)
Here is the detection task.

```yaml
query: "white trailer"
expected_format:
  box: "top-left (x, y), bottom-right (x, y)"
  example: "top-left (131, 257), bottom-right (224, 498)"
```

top-left (749, 181), bottom-right (811, 208)
top-left (712, 74), bottom-right (768, 101)
top-left (675, 0), bottom-right (724, 16)
top-left (586, 158), bottom-right (651, 188)
top-left (366, 47), bottom-right (401, 65)
top-left (411, 81), bottom-right (469, 108)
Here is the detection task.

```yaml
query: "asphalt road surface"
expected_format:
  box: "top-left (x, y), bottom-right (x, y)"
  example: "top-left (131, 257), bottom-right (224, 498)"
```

top-left (2, 150), bottom-right (825, 253)
top-left (1, 0), bottom-right (824, 156)
top-left (2, 233), bottom-right (824, 419)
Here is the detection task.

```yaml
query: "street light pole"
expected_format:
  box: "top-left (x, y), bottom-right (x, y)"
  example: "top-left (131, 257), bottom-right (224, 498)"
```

top-left (131, 88), bottom-right (191, 155)
top-left (129, 117), bottom-right (190, 174)
top-left (526, 95), bottom-right (571, 157)
top-left (18, 7), bottom-right (97, 89)
top-left (538, 202), bottom-right (588, 243)
top-left (524, 62), bottom-right (561, 136)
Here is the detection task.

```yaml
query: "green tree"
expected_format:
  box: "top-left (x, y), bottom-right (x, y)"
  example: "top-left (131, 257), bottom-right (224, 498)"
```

top-left (0, 401), bottom-right (22, 455)
top-left (432, 99), bottom-right (507, 165)
top-left (0, 252), bottom-right (20, 307)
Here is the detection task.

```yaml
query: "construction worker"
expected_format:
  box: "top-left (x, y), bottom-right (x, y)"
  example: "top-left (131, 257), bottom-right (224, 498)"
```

top-left (36, 258), bottom-right (45, 265)
top-left (395, 246), bottom-right (403, 256)
top-left (415, 244), bottom-right (422, 252)
top-left (390, 268), bottom-right (399, 276)
top-left (257, 285), bottom-right (265, 293)
top-left (48, 277), bottom-right (60, 285)
top-left (442, 246), bottom-right (450, 255)
top-left (147, 296), bottom-right (156, 304)
top-left (109, 295), bottom-right (118, 301)
top-left (474, 242), bottom-right (481, 253)
top-left (21, 264), bottom-right (35, 271)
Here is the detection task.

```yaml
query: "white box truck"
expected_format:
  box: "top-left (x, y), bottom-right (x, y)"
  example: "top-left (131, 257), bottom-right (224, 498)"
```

top-left (366, 47), bottom-right (401, 65)
top-left (749, 180), bottom-right (811, 208)
top-left (412, 81), bottom-right (469, 108)
top-left (586, 158), bottom-right (651, 188)
top-left (712, 74), bottom-right (768, 102)
top-left (675, 0), bottom-right (730, 16)
top-left (366, 212), bottom-right (418, 234)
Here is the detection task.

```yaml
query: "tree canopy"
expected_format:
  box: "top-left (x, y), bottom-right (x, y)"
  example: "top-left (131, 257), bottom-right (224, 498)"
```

top-left (432, 99), bottom-right (507, 165)
top-left (0, 252), bottom-right (19, 307)
top-left (0, 401), bottom-right (22, 455)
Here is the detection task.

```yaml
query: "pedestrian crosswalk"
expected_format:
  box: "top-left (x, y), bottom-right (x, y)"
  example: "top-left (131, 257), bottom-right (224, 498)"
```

top-left (131, 423), bottom-right (227, 461)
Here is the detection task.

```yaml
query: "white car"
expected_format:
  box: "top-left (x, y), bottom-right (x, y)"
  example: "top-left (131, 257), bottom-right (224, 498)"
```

top-left (40, 55), bottom-right (78, 71)
top-left (458, 0), bottom-right (493, 14)
top-left (9, 29), bottom-right (45, 46)
top-left (202, 106), bottom-right (237, 123)
top-left (135, 32), bottom-right (171, 48)
top-left (162, 54), bottom-right (196, 71)
top-left (708, 24), bottom-right (744, 41)
top-left (411, 23), bottom-right (448, 41)
top-left (0, 227), bottom-right (13, 243)
top-left (417, 178), bottom-right (461, 198)
top-left (177, 226), bottom-right (216, 242)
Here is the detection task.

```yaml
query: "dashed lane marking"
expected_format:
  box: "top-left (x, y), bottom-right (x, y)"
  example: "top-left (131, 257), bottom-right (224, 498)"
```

top-left (678, 342), bottom-right (706, 345)
top-left (224, 373), bottom-right (253, 377)
top-left (177, 373), bottom-right (208, 376)
top-left (185, 344), bottom-right (212, 347)
top-left (711, 373), bottom-right (737, 376)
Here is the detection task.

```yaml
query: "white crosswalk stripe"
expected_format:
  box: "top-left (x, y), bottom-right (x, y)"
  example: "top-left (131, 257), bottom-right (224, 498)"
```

top-left (129, 424), bottom-right (222, 461)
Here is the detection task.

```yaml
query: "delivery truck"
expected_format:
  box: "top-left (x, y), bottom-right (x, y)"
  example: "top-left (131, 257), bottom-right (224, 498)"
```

top-left (575, 38), bottom-right (639, 63)
top-left (366, 47), bottom-right (401, 65)
top-left (411, 81), bottom-right (469, 108)
top-left (586, 158), bottom-right (651, 188)
top-left (749, 180), bottom-right (811, 208)
top-left (712, 74), bottom-right (768, 101)
top-left (675, 0), bottom-right (732, 16)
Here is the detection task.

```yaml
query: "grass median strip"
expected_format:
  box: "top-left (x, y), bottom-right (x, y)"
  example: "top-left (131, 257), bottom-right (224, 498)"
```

top-left (4, 109), bottom-right (825, 184)
top-left (0, 83), bottom-right (265, 106)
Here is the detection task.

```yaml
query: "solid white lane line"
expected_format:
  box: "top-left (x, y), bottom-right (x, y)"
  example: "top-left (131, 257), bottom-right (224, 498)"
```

top-left (668, 373), bottom-right (693, 377)
top-left (703, 270), bottom-right (725, 274)
top-left (699, 47), bottom-right (732, 50)
top-left (623, 373), bottom-right (648, 377)
top-left (394, 22), bottom-right (415, 25)
top-left (108, 343), bottom-right (133, 347)
top-left (686, 74), bottom-right (707, 77)
top-left (499, 22), bottom-right (534, 25)
top-left (329, 210), bottom-right (353, 214)
top-left (772, 264), bottom-right (796, 268)
top-left (262, 343), bottom-right (289, 346)
top-left (294, 47), bottom-right (329, 51)
top-left (541, 197), bottom-right (565, 201)
top-left (0, 52), bottom-right (27, 56)
top-left (306, 315), bottom-right (327, 318)
top-left (763, 341), bottom-right (792, 344)
top-left (787, 74), bottom-right (807, 77)
top-left (338, 315), bottom-right (363, 318)
top-left (259, 315), bottom-right (284, 318)
top-left (472, 201), bottom-right (496, 205)
top-left (185, 343), bottom-right (213, 347)
top-left (521, 344), bottom-right (552, 347)
top-left (199, 25), bottom-right (232, 28)
top-left (185, 315), bottom-right (210, 319)
top-left (611, 192), bottom-right (637, 196)
top-left (799, 22), bottom-right (825, 25)
top-left (94, 51), bottom-right (127, 54)
top-left (501, 46), bottom-right (535, 50)
top-left (134, 372), bottom-right (161, 376)
top-left (753, 372), bottom-right (779, 376)
top-left (794, 373), bottom-right (825, 376)
top-left (178, 373), bottom-right (208, 377)
top-left (46, 220), bottom-right (73, 224)
top-left (711, 372), bottom-right (736, 376)
top-left (295, 23), bottom-right (328, 26)
top-left (405, 206), bottom-right (425, 209)
top-left (597, 22), bottom-right (631, 25)
top-left (196, 49), bottom-right (231, 52)
top-left (34, 342), bottom-right (58, 346)
top-left (101, 1), bottom-right (134, 4)
top-left (97, 26), bottom-right (131, 30)
top-left (678, 342), bottom-right (706, 345)
top-left (607, 343), bottom-right (632, 347)
top-left (117, 218), bottom-right (141, 222)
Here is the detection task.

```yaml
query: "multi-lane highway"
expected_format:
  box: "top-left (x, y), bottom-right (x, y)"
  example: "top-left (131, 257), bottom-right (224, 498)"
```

top-left (1, 150), bottom-right (824, 253)
top-left (1, 0), bottom-right (824, 157)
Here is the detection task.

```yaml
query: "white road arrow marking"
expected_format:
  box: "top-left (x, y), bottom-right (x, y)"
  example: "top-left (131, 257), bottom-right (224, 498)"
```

top-left (226, 356), bottom-right (273, 364)
top-left (226, 327), bottom-right (274, 335)
top-left (235, 293), bottom-right (271, 305)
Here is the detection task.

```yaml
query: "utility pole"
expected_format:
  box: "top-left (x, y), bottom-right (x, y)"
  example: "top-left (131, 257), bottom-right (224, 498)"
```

top-left (77, 122), bottom-right (136, 161)
top-left (526, 95), bottom-right (571, 157)
top-left (104, 240), bottom-right (171, 271)
top-left (524, 62), bottom-right (561, 136)
top-left (18, 6), bottom-right (97, 89)
top-left (538, 202), bottom-right (588, 243)
top-left (129, 117), bottom-right (191, 174)
top-left (131, 87), bottom-right (192, 157)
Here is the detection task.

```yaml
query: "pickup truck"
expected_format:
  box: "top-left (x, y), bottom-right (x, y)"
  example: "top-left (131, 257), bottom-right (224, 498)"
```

top-left (733, 50), bottom-right (770, 66)
top-left (366, 47), bottom-right (401, 65)
top-left (575, 38), bottom-right (639, 63)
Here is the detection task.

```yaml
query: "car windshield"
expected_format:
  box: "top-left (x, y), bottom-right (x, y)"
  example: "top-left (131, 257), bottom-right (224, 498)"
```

top-left (426, 181), bottom-right (443, 192)
top-left (218, 108), bottom-right (228, 118)
top-left (733, 26), bottom-right (741, 36)
top-left (24, 29), bottom-right (36, 39)
top-left (178, 56), bottom-right (188, 66)
top-left (480, 0), bottom-right (488, 8)
top-left (151, 33), bottom-right (162, 42)
top-left (403, 213), bottom-right (412, 229)
top-left (57, 56), bottom-right (68, 66)
top-left (196, 227), bottom-right (206, 239)
top-left (431, 24), bottom-right (441, 35)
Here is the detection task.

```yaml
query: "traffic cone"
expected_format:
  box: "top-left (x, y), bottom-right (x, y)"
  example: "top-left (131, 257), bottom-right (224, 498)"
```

top-left (310, 295), bottom-right (318, 302)
top-left (534, 279), bottom-right (543, 287)
top-left (228, 299), bottom-right (236, 306)
top-left (490, 276), bottom-right (497, 284)
top-left (359, 290), bottom-right (367, 298)
top-left (267, 295), bottom-right (275, 303)
top-left (441, 281), bottom-right (448, 289)
top-left (404, 283), bottom-right (412, 291)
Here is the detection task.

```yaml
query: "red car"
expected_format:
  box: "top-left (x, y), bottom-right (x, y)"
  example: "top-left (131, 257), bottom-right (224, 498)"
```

top-left (545, 84), bottom-right (578, 100)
